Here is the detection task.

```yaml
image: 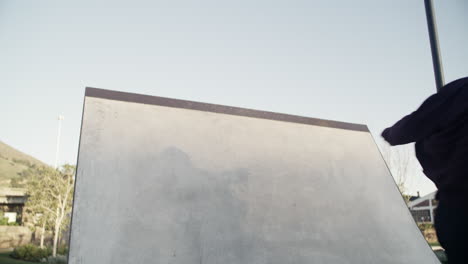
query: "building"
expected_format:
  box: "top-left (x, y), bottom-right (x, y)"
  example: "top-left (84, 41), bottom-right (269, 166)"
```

top-left (407, 191), bottom-right (438, 224)
top-left (0, 188), bottom-right (27, 224)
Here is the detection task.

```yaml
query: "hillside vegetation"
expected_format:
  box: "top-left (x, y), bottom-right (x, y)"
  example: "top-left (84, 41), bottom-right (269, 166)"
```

top-left (0, 141), bottom-right (48, 188)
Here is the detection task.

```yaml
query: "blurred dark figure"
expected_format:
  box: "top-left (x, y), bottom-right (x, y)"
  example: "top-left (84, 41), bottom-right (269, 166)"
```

top-left (382, 77), bottom-right (468, 264)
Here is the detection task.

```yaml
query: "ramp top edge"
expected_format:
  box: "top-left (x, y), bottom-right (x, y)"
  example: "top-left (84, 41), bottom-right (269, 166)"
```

top-left (85, 87), bottom-right (369, 132)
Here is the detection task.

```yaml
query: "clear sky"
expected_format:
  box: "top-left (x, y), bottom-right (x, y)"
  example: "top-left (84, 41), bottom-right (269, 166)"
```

top-left (1, 0), bottom-right (467, 195)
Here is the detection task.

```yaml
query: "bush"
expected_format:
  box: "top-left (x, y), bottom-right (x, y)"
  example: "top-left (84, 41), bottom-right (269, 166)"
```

top-left (11, 244), bottom-right (51, 262)
top-left (47, 255), bottom-right (67, 264)
top-left (418, 223), bottom-right (434, 231)
top-left (0, 216), bottom-right (8, 225)
top-left (11, 244), bottom-right (68, 262)
top-left (57, 246), bottom-right (68, 255)
top-left (45, 247), bottom-right (53, 256)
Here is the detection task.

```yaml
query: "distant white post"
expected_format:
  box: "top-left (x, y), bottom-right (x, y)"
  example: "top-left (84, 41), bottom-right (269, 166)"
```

top-left (429, 198), bottom-right (434, 224)
top-left (54, 115), bottom-right (64, 169)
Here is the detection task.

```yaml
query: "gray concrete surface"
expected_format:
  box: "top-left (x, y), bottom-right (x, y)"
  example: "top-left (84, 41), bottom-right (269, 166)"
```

top-left (69, 89), bottom-right (440, 264)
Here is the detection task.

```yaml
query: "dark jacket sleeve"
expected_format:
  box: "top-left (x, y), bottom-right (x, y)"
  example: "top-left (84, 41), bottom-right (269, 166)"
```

top-left (381, 82), bottom-right (462, 146)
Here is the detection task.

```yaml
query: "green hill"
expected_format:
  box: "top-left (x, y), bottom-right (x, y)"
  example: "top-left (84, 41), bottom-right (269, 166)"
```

top-left (0, 141), bottom-right (48, 187)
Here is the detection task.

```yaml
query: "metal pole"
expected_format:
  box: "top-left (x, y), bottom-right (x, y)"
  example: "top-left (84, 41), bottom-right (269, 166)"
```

top-left (429, 198), bottom-right (434, 224)
top-left (424, 0), bottom-right (445, 92)
top-left (54, 115), bottom-right (64, 169)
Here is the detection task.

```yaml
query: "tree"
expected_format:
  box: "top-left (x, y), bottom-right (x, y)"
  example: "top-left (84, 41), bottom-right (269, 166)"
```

top-left (25, 164), bottom-right (75, 256)
top-left (25, 166), bottom-right (54, 248)
top-left (381, 143), bottom-right (413, 202)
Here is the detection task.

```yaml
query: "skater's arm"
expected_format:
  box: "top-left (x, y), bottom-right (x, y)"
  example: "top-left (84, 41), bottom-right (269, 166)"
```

top-left (381, 91), bottom-right (453, 146)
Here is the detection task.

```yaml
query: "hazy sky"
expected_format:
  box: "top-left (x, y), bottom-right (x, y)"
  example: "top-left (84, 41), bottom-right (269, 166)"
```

top-left (1, 0), bottom-right (467, 195)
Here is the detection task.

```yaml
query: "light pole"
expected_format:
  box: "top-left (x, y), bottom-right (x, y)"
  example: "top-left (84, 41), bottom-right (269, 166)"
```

top-left (424, 0), bottom-right (445, 92)
top-left (54, 115), bottom-right (64, 169)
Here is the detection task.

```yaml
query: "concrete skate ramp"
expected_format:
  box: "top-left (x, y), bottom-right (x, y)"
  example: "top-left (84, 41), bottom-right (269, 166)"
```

top-left (69, 88), bottom-right (439, 264)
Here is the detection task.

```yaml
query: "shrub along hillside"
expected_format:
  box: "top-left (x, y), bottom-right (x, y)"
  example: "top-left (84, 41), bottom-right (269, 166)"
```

top-left (0, 141), bottom-right (48, 188)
